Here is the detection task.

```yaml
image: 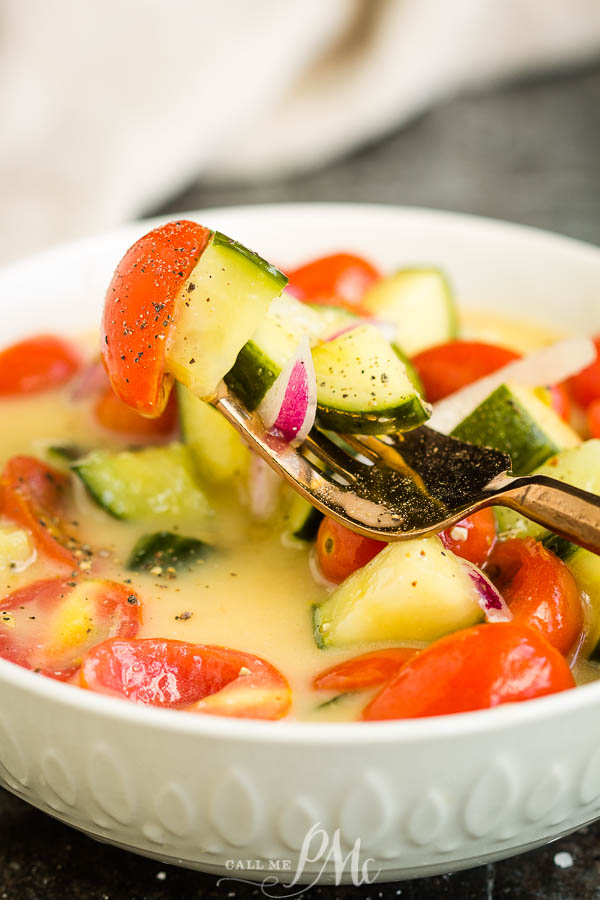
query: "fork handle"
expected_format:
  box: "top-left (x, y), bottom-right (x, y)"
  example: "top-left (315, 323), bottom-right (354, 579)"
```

top-left (493, 474), bottom-right (600, 554)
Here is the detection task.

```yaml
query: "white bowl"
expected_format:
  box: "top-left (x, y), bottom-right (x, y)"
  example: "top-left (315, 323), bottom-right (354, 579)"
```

top-left (1, 204), bottom-right (600, 884)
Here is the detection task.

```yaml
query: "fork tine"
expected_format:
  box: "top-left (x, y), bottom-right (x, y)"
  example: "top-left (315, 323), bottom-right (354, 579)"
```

top-left (302, 432), bottom-right (359, 482)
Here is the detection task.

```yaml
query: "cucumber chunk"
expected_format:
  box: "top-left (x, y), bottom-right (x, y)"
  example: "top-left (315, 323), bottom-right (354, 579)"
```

top-left (73, 443), bottom-right (211, 523)
top-left (285, 493), bottom-right (323, 542)
top-left (452, 383), bottom-right (580, 475)
top-left (313, 536), bottom-right (482, 648)
top-left (166, 231), bottom-right (287, 399)
top-left (361, 268), bottom-right (457, 355)
top-left (312, 324), bottom-right (431, 433)
top-left (127, 531), bottom-right (212, 574)
top-left (496, 440), bottom-right (600, 539)
top-left (224, 313), bottom-right (305, 410)
top-left (177, 383), bottom-right (249, 482)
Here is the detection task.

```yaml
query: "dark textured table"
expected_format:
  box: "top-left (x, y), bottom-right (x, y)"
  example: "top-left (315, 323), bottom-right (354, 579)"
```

top-left (3, 60), bottom-right (600, 900)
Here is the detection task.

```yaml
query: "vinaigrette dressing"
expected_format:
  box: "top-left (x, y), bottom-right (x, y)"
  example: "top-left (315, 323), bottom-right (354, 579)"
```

top-left (0, 312), bottom-right (590, 721)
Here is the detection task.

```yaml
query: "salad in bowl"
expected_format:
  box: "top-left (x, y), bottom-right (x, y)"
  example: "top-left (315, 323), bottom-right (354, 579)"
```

top-left (1, 215), bottom-right (599, 728)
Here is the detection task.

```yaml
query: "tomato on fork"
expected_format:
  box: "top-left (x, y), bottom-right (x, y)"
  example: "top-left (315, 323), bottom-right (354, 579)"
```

top-left (80, 638), bottom-right (292, 720)
top-left (102, 220), bottom-right (212, 416)
top-left (0, 335), bottom-right (81, 396)
top-left (0, 578), bottom-right (142, 681)
top-left (362, 623), bottom-right (575, 720)
top-left (286, 253), bottom-right (380, 312)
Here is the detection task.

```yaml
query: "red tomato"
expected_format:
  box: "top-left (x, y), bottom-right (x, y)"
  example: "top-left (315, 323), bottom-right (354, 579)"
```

top-left (313, 648), bottom-right (418, 693)
top-left (0, 335), bottom-right (80, 396)
top-left (94, 385), bottom-right (177, 439)
top-left (362, 623), bottom-right (574, 720)
top-left (1, 456), bottom-right (78, 568)
top-left (569, 336), bottom-right (600, 408)
top-left (587, 399), bottom-right (600, 438)
top-left (80, 638), bottom-right (291, 720)
top-left (316, 517), bottom-right (385, 583)
top-left (286, 253), bottom-right (380, 312)
top-left (0, 578), bottom-right (142, 681)
top-left (486, 538), bottom-right (583, 655)
top-left (102, 220), bottom-right (212, 417)
top-left (440, 509), bottom-right (496, 566)
top-left (548, 383), bottom-right (571, 423)
top-left (411, 341), bottom-right (520, 402)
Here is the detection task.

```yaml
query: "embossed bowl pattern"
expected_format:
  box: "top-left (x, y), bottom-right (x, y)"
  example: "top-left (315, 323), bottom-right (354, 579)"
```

top-left (1, 204), bottom-right (599, 882)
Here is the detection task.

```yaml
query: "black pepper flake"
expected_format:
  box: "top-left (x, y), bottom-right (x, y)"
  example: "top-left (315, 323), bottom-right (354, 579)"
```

top-left (187, 282), bottom-right (196, 292)
top-left (175, 611), bottom-right (192, 621)
top-left (127, 595), bottom-right (139, 605)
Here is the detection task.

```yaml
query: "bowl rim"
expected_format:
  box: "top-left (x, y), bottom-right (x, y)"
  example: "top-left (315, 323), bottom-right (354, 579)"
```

top-left (2, 200), bottom-right (600, 746)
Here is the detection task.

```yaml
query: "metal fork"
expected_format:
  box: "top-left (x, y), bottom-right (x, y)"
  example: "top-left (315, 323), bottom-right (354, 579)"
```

top-left (210, 382), bottom-right (600, 554)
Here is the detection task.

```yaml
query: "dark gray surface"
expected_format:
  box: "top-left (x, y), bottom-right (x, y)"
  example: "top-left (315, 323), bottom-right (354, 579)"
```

top-left (3, 60), bottom-right (600, 900)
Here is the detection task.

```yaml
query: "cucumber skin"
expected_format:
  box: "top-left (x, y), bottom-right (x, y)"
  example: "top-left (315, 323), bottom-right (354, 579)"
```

top-left (452, 385), bottom-right (566, 475)
top-left (294, 507), bottom-right (323, 542)
top-left (316, 395), bottom-right (431, 434)
top-left (127, 531), bottom-right (212, 573)
top-left (212, 231), bottom-right (287, 290)
top-left (224, 340), bottom-right (279, 410)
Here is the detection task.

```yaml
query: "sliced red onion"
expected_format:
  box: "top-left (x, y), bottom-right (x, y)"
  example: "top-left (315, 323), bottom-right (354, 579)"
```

top-left (248, 456), bottom-right (281, 520)
top-left (257, 335), bottom-right (316, 444)
top-left (429, 336), bottom-right (596, 434)
top-left (462, 559), bottom-right (512, 623)
top-left (71, 359), bottom-right (109, 400)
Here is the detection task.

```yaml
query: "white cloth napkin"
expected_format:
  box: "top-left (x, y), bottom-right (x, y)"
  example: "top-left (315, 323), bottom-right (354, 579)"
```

top-left (1, 0), bottom-right (599, 264)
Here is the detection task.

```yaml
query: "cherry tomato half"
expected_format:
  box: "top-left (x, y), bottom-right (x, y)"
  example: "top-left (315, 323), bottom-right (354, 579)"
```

top-left (0, 578), bottom-right (142, 680)
top-left (440, 509), bottom-right (496, 567)
top-left (102, 220), bottom-right (212, 416)
top-left (411, 341), bottom-right (520, 403)
top-left (1, 456), bottom-right (78, 568)
top-left (547, 383), bottom-right (572, 423)
top-left (0, 335), bottom-right (81, 396)
top-left (94, 385), bottom-right (177, 439)
top-left (286, 253), bottom-right (380, 312)
top-left (80, 638), bottom-right (291, 719)
top-left (486, 538), bottom-right (583, 655)
top-left (316, 517), bottom-right (385, 583)
top-left (362, 623), bottom-right (574, 720)
top-left (569, 336), bottom-right (600, 408)
top-left (587, 399), bottom-right (600, 439)
top-left (313, 647), bottom-right (418, 693)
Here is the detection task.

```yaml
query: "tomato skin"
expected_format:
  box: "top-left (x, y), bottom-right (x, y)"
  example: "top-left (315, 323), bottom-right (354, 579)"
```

top-left (316, 517), bottom-right (385, 583)
top-left (411, 341), bottom-right (520, 402)
top-left (1, 456), bottom-right (78, 568)
top-left (440, 509), bottom-right (496, 567)
top-left (0, 578), bottom-right (141, 681)
top-left (486, 538), bottom-right (582, 655)
top-left (313, 648), bottom-right (418, 693)
top-left (102, 220), bottom-right (212, 417)
top-left (587, 399), bottom-right (600, 438)
top-left (286, 253), bottom-right (380, 312)
top-left (80, 638), bottom-right (291, 719)
top-left (362, 623), bottom-right (575, 720)
top-left (548, 383), bottom-right (571, 423)
top-left (569, 336), bottom-right (600, 408)
top-left (94, 385), bottom-right (177, 439)
top-left (0, 335), bottom-right (80, 396)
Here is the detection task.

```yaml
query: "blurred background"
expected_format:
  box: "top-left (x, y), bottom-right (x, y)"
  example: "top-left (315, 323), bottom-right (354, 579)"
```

top-left (1, 0), bottom-right (600, 263)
